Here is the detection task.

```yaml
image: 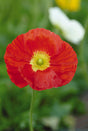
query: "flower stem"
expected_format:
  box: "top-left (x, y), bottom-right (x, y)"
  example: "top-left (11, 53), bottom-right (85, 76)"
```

top-left (30, 89), bottom-right (35, 131)
top-left (79, 17), bottom-right (88, 85)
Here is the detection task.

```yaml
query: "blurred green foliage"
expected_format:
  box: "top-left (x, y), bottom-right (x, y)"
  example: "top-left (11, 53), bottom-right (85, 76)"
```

top-left (0, 0), bottom-right (88, 130)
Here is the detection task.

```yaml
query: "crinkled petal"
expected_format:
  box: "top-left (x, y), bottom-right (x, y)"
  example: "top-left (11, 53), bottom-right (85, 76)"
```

top-left (6, 65), bottom-right (28, 88)
top-left (51, 41), bottom-right (78, 86)
top-left (20, 64), bottom-right (34, 88)
top-left (24, 28), bottom-right (62, 56)
top-left (4, 34), bottom-right (31, 67)
top-left (21, 64), bottom-right (62, 91)
top-left (33, 69), bottom-right (62, 90)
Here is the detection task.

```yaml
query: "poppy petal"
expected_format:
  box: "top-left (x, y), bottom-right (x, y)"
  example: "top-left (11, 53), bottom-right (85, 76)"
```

top-left (6, 65), bottom-right (28, 88)
top-left (24, 28), bottom-right (63, 56)
top-left (33, 69), bottom-right (62, 90)
top-left (21, 64), bottom-right (62, 91)
top-left (4, 34), bottom-right (31, 67)
top-left (51, 41), bottom-right (78, 86)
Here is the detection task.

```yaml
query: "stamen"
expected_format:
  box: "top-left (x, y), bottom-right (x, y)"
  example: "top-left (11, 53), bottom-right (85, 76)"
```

top-left (30, 51), bottom-right (50, 72)
top-left (37, 58), bottom-right (44, 66)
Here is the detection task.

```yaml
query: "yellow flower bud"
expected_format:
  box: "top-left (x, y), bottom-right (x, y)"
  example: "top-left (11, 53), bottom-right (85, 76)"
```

top-left (55, 0), bottom-right (81, 11)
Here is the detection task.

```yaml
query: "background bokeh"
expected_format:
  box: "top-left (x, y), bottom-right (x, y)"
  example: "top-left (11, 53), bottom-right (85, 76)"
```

top-left (0, 0), bottom-right (88, 130)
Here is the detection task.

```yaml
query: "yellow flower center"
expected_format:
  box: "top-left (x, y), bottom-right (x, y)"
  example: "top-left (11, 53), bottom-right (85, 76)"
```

top-left (30, 51), bottom-right (50, 72)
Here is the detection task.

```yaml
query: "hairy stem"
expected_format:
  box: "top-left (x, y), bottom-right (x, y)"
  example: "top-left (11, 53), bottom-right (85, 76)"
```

top-left (30, 89), bottom-right (35, 131)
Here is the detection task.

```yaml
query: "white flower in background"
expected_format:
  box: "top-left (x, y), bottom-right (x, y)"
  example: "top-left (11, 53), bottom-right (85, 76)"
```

top-left (42, 116), bottom-right (59, 130)
top-left (49, 7), bottom-right (85, 44)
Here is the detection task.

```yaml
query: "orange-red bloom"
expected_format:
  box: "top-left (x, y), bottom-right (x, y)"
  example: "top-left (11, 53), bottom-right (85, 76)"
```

top-left (4, 28), bottom-right (78, 91)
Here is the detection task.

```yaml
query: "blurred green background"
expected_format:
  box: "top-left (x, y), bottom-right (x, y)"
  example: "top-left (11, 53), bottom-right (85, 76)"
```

top-left (0, 0), bottom-right (88, 130)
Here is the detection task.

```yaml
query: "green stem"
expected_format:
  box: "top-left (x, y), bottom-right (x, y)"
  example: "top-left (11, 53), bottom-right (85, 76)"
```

top-left (30, 89), bottom-right (35, 131)
top-left (79, 17), bottom-right (88, 85)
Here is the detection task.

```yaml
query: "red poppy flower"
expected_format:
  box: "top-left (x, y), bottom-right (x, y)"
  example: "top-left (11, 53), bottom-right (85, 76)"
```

top-left (4, 28), bottom-right (78, 91)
